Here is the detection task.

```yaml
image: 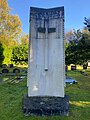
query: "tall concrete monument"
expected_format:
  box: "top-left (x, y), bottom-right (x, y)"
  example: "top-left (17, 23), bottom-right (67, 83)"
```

top-left (23, 6), bottom-right (69, 116)
top-left (28, 7), bottom-right (65, 97)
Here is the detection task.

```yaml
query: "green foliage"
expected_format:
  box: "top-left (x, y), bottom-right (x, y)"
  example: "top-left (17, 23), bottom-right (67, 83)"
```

top-left (11, 45), bottom-right (28, 65)
top-left (84, 17), bottom-right (90, 31)
top-left (20, 33), bottom-right (29, 45)
top-left (65, 30), bottom-right (90, 65)
top-left (0, 42), bottom-right (4, 66)
top-left (3, 45), bottom-right (13, 65)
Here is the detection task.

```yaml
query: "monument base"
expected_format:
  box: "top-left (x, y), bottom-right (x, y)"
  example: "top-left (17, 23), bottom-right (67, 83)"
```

top-left (23, 95), bottom-right (69, 116)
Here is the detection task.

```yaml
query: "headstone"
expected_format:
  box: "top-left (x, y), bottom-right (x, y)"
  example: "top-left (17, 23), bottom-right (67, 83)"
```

top-left (2, 69), bottom-right (9, 73)
top-left (83, 64), bottom-right (87, 69)
top-left (13, 68), bottom-right (20, 73)
top-left (24, 6), bottom-right (69, 116)
top-left (71, 65), bottom-right (76, 70)
top-left (8, 64), bottom-right (13, 68)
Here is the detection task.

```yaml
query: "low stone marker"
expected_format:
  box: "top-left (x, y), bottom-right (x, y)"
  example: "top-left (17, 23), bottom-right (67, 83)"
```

top-left (8, 64), bottom-right (14, 68)
top-left (71, 65), bottom-right (76, 70)
top-left (83, 65), bottom-right (87, 69)
top-left (2, 69), bottom-right (9, 73)
top-left (13, 68), bottom-right (20, 73)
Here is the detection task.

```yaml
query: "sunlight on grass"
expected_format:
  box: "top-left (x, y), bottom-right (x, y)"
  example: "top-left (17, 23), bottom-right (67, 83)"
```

top-left (3, 77), bottom-right (9, 81)
top-left (70, 101), bottom-right (90, 107)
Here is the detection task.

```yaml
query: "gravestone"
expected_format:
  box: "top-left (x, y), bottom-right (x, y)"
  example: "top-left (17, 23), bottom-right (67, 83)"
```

top-left (23, 6), bottom-right (69, 116)
top-left (8, 64), bottom-right (13, 68)
top-left (2, 69), bottom-right (9, 73)
top-left (71, 65), bottom-right (76, 70)
top-left (83, 64), bottom-right (87, 69)
top-left (13, 68), bottom-right (20, 73)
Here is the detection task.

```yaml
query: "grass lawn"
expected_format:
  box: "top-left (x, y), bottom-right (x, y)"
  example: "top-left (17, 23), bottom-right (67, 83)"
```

top-left (0, 67), bottom-right (90, 120)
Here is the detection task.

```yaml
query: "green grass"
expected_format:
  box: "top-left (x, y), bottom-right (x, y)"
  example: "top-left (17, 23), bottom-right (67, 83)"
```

top-left (0, 68), bottom-right (90, 120)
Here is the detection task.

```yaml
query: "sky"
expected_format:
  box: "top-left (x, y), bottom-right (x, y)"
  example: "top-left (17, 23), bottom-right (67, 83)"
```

top-left (8, 0), bottom-right (90, 34)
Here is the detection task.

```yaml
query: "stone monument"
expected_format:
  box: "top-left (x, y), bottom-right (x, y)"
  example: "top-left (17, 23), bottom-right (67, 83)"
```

top-left (23, 6), bottom-right (69, 116)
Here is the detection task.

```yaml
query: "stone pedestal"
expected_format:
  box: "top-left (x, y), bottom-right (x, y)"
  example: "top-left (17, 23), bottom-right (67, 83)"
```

top-left (23, 95), bottom-right (69, 116)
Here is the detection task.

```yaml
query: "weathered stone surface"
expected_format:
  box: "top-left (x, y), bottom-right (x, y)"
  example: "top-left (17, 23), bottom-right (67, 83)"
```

top-left (23, 95), bottom-right (69, 116)
top-left (30, 7), bottom-right (64, 20)
top-left (28, 6), bottom-right (65, 97)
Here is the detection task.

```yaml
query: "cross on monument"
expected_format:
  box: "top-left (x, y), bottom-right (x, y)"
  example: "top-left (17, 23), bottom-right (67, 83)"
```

top-left (38, 19), bottom-right (56, 71)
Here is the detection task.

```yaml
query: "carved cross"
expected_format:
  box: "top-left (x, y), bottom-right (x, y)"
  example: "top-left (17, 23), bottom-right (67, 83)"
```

top-left (37, 20), bottom-right (56, 71)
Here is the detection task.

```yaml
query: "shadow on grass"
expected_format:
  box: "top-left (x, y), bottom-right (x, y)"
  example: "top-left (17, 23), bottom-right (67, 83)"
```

top-left (0, 66), bottom-right (27, 84)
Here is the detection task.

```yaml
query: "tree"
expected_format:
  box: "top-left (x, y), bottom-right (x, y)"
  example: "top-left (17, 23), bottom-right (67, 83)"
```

top-left (84, 17), bottom-right (90, 32)
top-left (0, 0), bottom-right (22, 65)
top-left (3, 45), bottom-right (13, 64)
top-left (0, 0), bottom-right (22, 46)
top-left (0, 42), bottom-right (4, 66)
top-left (65, 29), bottom-right (90, 65)
top-left (65, 30), bottom-right (74, 42)
top-left (20, 33), bottom-right (29, 45)
top-left (65, 40), bottom-right (78, 65)
top-left (11, 45), bottom-right (28, 65)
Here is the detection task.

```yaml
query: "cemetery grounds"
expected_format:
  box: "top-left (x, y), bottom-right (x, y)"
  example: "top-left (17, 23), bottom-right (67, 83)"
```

top-left (0, 66), bottom-right (90, 120)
